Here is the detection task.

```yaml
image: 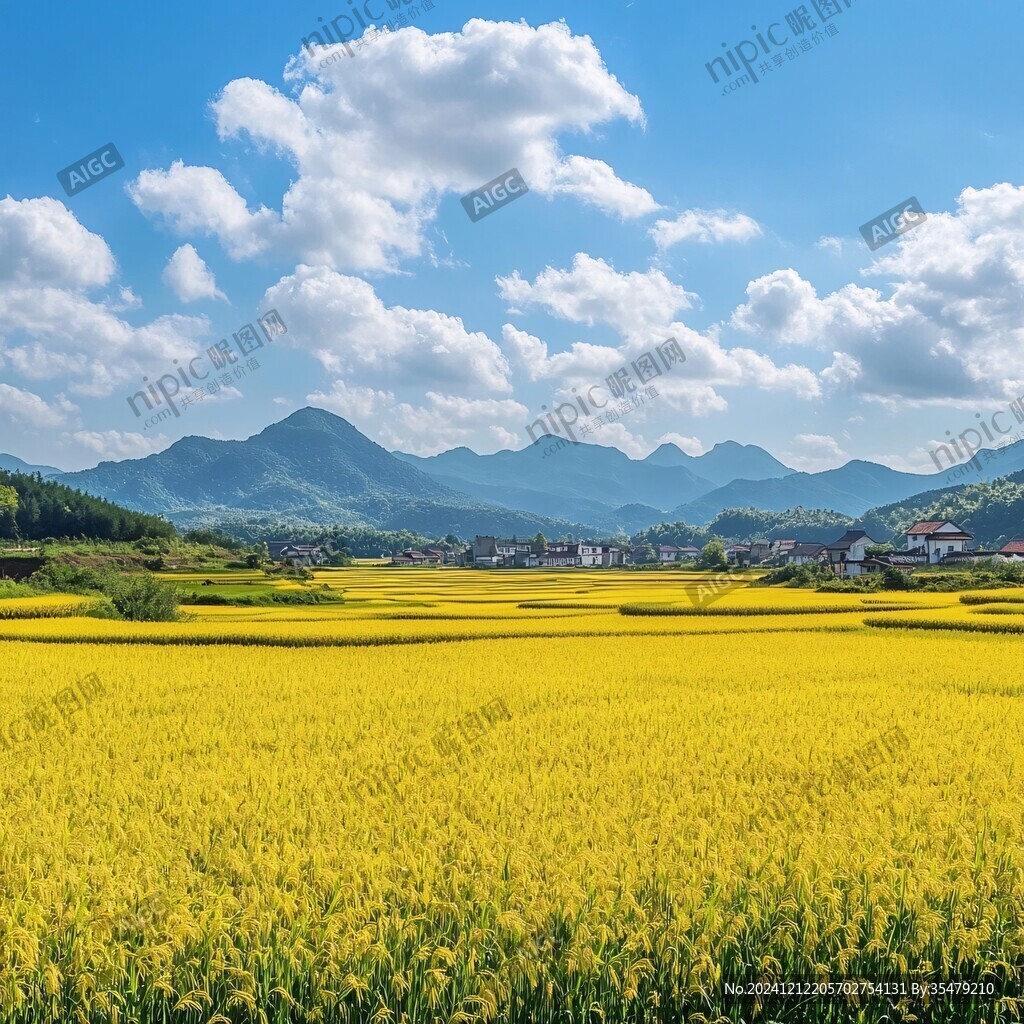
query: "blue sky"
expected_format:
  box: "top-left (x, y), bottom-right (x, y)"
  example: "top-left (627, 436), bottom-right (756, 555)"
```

top-left (2, 0), bottom-right (1024, 473)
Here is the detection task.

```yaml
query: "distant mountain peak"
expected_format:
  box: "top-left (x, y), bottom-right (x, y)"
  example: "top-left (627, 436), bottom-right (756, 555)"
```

top-left (270, 406), bottom-right (354, 431)
top-left (0, 453), bottom-right (63, 477)
top-left (53, 408), bottom-right (578, 536)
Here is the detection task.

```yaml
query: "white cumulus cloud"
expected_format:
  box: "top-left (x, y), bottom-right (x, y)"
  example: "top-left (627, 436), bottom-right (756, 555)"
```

top-left (650, 208), bottom-right (762, 250)
top-left (0, 383), bottom-right (77, 429)
top-left (307, 379), bottom-right (526, 454)
top-left (129, 20), bottom-right (654, 273)
top-left (70, 430), bottom-right (171, 461)
top-left (730, 183), bottom-right (1024, 406)
top-left (162, 244), bottom-right (226, 303)
top-left (264, 264), bottom-right (512, 393)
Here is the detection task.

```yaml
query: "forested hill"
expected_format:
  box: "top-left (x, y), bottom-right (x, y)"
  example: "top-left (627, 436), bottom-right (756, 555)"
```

top-left (0, 471), bottom-right (175, 541)
top-left (861, 471), bottom-right (1024, 547)
top-left (633, 507), bottom-right (856, 547)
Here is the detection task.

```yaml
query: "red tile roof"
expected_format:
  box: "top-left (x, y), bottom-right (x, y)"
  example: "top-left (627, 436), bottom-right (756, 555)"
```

top-left (906, 521), bottom-right (962, 535)
top-left (1001, 540), bottom-right (1024, 554)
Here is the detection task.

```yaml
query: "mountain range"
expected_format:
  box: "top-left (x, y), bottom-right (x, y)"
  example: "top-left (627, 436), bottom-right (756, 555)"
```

top-left (393, 439), bottom-right (791, 531)
top-left (4, 409), bottom-right (1024, 536)
top-left (0, 453), bottom-right (62, 477)
top-left (52, 409), bottom-right (579, 536)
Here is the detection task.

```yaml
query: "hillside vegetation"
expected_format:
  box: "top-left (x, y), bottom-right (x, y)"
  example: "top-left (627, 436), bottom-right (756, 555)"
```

top-left (0, 471), bottom-right (173, 541)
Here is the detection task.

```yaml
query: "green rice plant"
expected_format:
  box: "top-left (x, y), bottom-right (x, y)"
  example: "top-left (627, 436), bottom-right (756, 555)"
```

top-left (619, 602), bottom-right (910, 616)
top-left (961, 593), bottom-right (1024, 605)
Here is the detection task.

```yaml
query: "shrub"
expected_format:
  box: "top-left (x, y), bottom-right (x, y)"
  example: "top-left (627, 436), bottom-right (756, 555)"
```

top-left (696, 540), bottom-right (727, 571)
top-left (99, 571), bottom-right (183, 622)
top-left (881, 567), bottom-right (910, 590)
top-left (759, 562), bottom-right (833, 587)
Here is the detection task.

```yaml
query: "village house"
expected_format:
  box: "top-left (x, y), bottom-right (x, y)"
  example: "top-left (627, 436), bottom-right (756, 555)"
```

top-left (470, 536), bottom-right (501, 567)
top-left (999, 539), bottom-right (1024, 561)
top-left (655, 544), bottom-right (698, 563)
top-left (824, 529), bottom-right (882, 577)
top-left (467, 536), bottom-right (624, 569)
top-left (580, 543), bottom-right (625, 567)
top-left (540, 543), bottom-right (581, 567)
top-left (770, 539), bottom-right (798, 560)
top-left (858, 552), bottom-right (924, 574)
top-left (785, 543), bottom-right (825, 567)
top-left (268, 542), bottom-right (326, 567)
top-left (495, 539), bottom-right (533, 564)
top-left (391, 548), bottom-right (443, 566)
top-left (904, 521), bottom-right (973, 563)
top-left (747, 541), bottom-right (771, 564)
top-left (468, 536), bottom-right (553, 568)
top-left (726, 545), bottom-right (750, 567)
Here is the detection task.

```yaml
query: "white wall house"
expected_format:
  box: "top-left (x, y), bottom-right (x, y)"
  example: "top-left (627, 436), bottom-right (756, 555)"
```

top-left (825, 530), bottom-right (882, 577)
top-left (580, 544), bottom-right (623, 567)
top-left (278, 544), bottom-right (326, 566)
top-left (1000, 540), bottom-right (1024, 562)
top-left (540, 544), bottom-right (581, 567)
top-left (786, 543), bottom-right (825, 566)
top-left (904, 521), bottom-right (973, 563)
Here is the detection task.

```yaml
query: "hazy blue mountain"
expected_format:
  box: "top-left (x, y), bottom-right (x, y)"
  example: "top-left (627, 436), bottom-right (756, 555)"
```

top-left (0, 453), bottom-right (62, 477)
top-left (644, 440), bottom-right (793, 487)
top-left (932, 441), bottom-right (1024, 488)
top-left (35, 410), bottom-right (1024, 538)
top-left (55, 408), bottom-right (582, 535)
top-left (394, 438), bottom-right (715, 521)
top-left (672, 460), bottom-right (944, 524)
top-left (602, 503), bottom-right (671, 534)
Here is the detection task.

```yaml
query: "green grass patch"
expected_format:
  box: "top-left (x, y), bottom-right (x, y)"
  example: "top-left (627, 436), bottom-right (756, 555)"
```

top-left (619, 602), bottom-right (910, 616)
top-left (864, 616), bottom-right (1024, 635)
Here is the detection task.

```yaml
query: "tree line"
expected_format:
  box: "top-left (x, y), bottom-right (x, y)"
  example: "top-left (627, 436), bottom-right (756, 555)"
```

top-left (0, 472), bottom-right (174, 542)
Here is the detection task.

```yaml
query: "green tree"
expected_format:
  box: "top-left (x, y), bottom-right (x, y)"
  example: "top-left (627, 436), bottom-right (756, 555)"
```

top-left (0, 485), bottom-right (19, 539)
top-left (697, 540), bottom-right (728, 570)
top-left (532, 532), bottom-right (547, 548)
top-left (865, 543), bottom-right (894, 557)
top-left (881, 566), bottom-right (910, 590)
top-left (633, 543), bottom-right (657, 565)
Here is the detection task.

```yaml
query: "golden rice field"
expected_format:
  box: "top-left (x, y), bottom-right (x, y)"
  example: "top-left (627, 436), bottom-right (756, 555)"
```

top-left (4, 567), bottom-right (1024, 1022)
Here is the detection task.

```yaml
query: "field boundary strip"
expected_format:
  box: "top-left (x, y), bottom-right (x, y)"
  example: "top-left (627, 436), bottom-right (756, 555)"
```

top-left (0, 622), bottom-right (865, 649)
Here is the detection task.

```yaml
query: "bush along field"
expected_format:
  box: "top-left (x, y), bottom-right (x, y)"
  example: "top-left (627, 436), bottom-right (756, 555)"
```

top-left (3, 565), bottom-right (1024, 1021)
top-left (0, 535), bottom-right (348, 622)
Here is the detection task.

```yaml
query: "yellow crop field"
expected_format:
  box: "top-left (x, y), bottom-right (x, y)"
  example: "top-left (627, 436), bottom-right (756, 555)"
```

top-left (2, 569), bottom-right (1024, 1022)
